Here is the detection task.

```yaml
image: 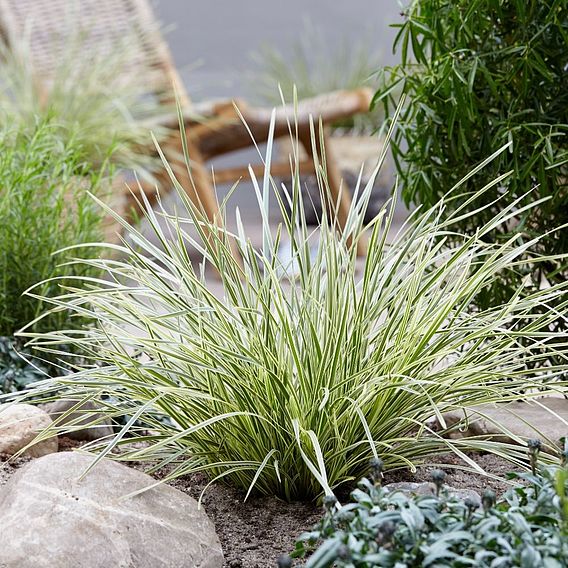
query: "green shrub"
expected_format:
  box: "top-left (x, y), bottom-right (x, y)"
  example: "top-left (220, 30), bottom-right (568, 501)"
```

top-left (375, 0), bottom-right (568, 306)
top-left (0, 122), bottom-right (106, 337)
top-left (20, 116), bottom-right (568, 502)
top-left (287, 441), bottom-right (568, 567)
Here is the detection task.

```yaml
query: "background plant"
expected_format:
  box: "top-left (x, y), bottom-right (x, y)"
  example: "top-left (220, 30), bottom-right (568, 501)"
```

top-left (251, 20), bottom-right (382, 133)
top-left (287, 443), bottom-right (568, 567)
top-left (0, 336), bottom-right (51, 394)
top-left (374, 0), bottom-right (568, 310)
top-left (0, 20), bottom-right (173, 177)
top-left (20, 116), bottom-right (568, 502)
top-left (0, 122), bottom-right (107, 341)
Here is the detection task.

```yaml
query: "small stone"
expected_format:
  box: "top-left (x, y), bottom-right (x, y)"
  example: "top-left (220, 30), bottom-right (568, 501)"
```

top-left (440, 398), bottom-right (568, 446)
top-left (42, 398), bottom-right (114, 442)
top-left (384, 481), bottom-right (481, 504)
top-left (0, 404), bottom-right (58, 458)
top-left (0, 452), bottom-right (224, 567)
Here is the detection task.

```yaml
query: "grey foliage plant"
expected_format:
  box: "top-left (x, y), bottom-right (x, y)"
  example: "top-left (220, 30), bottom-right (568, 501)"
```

top-left (0, 337), bottom-right (50, 394)
top-left (287, 442), bottom-right (568, 567)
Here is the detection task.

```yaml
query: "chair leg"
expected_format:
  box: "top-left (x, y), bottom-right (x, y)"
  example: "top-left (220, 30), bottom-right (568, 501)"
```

top-left (171, 137), bottom-right (222, 224)
top-left (121, 135), bottom-right (239, 263)
top-left (174, 137), bottom-right (240, 262)
top-left (299, 126), bottom-right (367, 256)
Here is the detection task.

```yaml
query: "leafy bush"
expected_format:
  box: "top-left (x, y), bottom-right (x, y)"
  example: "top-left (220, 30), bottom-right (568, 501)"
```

top-left (20, 116), bottom-right (568, 502)
top-left (375, 0), bottom-right (568, 306)
top-left (287, 442), bottom-right (568, 567)
top-left (0, 122), bottom-right (106, 337)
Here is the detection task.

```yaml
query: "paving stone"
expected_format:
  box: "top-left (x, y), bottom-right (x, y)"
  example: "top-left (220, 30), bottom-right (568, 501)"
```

top-left (442, 397), bottom-right (568, 446)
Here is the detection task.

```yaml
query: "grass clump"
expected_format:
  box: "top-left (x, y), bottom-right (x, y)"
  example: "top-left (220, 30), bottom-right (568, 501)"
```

top-left (20, 114), bottom-right (568, 502)
top-left (0, 20), bottom-right (172, 177)
top-left (251, 21), bottom-right (382, 133)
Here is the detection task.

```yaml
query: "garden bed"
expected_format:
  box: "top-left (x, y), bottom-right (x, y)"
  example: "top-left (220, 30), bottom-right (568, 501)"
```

top-left (163, 453), bottom-right (513, 567)
top-left (0, 440), bottom-right (516, 567)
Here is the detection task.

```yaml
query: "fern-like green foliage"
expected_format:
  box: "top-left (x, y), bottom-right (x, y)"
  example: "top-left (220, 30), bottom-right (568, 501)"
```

top-left (375, 0), bottom-right (568, 307)
top-left (0, 122), bottom-right (107, 337)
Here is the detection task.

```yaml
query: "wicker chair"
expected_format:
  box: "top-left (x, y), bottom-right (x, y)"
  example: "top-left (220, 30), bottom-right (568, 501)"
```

top-left (0, 0), bottom-right (372, 254)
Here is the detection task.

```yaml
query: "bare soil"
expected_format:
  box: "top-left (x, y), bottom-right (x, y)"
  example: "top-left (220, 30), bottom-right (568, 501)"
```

top-left (0, 454), bottom-right (30, 487)
top-left (0, 440), bottom-right (516, 568)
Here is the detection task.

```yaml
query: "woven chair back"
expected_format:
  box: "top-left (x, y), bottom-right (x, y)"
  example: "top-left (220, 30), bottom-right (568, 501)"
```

top-left (0, 0), bottom-right (186, 102)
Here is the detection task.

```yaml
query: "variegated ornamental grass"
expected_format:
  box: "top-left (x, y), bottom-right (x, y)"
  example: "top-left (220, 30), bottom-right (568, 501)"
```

top-left (20, 111), bottom-right (568, 501)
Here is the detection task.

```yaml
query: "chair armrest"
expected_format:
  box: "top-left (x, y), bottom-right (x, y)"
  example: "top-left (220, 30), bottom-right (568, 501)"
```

top-left (241, 88), bottom-right (373, 128)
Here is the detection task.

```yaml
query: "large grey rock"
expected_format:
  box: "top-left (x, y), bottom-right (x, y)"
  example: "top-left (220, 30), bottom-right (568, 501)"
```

top-left (0, 403), bottom-right (58, 458)
top-left (442, 397), bottom-right (568, 446)
top-left (42, 398), bottom-right (114, 442)
top-left (0, 452), bottom-right (223, 568)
